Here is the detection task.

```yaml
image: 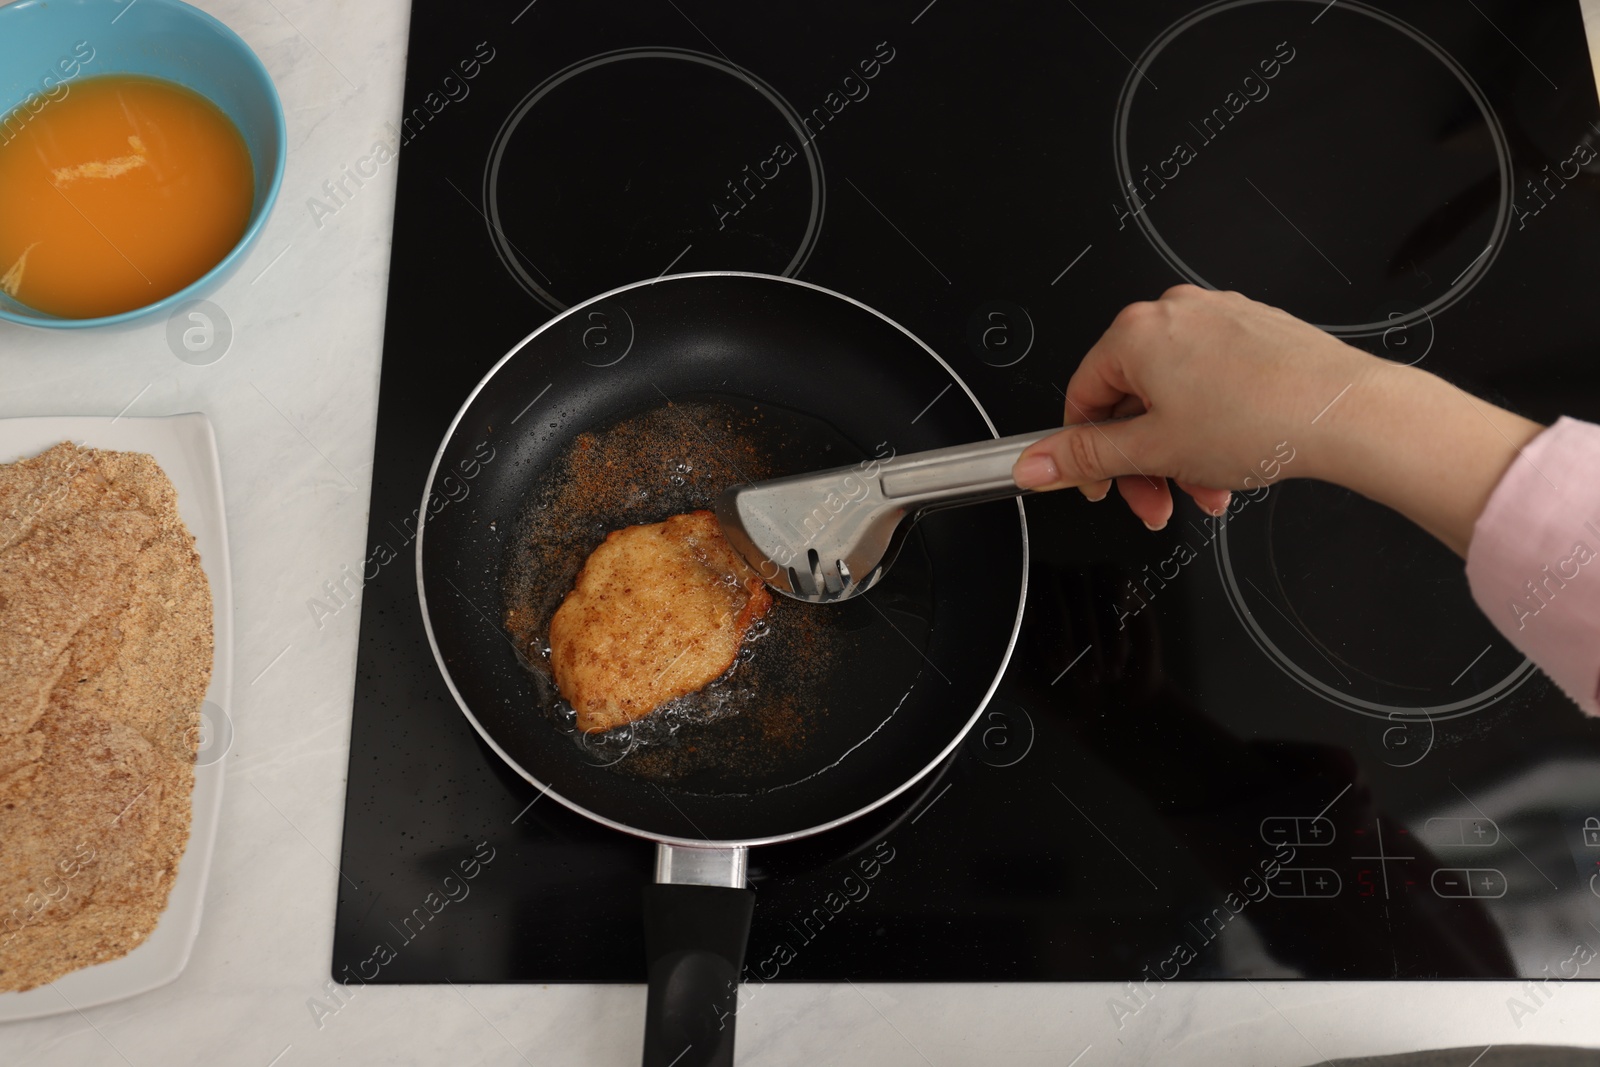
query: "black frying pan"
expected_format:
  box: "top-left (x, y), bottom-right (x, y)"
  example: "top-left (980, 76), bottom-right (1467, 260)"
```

top-left (418, 273), bottom-right (1027, 1067)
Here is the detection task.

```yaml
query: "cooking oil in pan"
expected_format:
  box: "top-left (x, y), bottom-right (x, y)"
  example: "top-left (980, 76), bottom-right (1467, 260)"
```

top-left (501, 394), bottom-right (936, 789)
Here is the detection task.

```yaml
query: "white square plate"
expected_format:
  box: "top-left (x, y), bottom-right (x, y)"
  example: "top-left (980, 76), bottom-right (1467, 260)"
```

top-left (0, 414), bottom-right (232, 1022)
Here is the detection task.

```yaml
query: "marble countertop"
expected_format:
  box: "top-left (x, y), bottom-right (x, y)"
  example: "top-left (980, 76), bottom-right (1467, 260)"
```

top-left (6, 1), bottom-right (1600, 1064)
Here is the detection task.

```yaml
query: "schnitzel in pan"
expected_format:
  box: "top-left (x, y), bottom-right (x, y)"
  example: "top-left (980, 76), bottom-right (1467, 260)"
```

top-left (548, 510), bottom-right (772, 733)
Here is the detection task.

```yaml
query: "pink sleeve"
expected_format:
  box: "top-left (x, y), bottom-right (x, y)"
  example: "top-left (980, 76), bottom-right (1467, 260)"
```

top-left (1465, 416), bottom-right (1600, 715)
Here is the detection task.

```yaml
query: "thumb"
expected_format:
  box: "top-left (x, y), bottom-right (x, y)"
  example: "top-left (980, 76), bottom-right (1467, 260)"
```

top-left (1012, 420), bottom-right (1149, 490)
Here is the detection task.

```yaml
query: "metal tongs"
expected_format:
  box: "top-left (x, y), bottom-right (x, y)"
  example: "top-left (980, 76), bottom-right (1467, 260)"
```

top-left (716, 429), bottom-right (1057, 604)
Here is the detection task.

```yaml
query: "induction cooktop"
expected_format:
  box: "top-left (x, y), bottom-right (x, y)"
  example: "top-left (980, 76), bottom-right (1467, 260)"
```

top-left (334, 0), bottom-right (1600, 986)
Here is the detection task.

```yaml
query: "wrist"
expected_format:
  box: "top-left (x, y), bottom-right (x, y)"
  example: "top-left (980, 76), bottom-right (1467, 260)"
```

top-left (1293, 342), bottom-right (1396, 488)
top-left (1301, 354), bottom-right (1544, 556)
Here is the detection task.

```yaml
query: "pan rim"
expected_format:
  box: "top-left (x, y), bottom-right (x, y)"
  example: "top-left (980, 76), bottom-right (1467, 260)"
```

top-left (416, 270), bottom-right (1030, 849)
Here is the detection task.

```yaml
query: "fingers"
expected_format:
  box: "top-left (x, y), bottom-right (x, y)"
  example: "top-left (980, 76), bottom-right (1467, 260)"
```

top-left (1074, 399), bottom-right (1144, 502)
top-left (1109, 394), bottom-right (1147, 419)
top-left (1050, 299), bottom-right (1164, 498)
top-left (1034, 287), bottom-right (1247, 521)
top-left (1061, 306), bottom-right (1150, 423)
top-left (1115, 474), bottom-right (1173, 530)
top-left (1076, 478), bottom-right (1230, 519)
top-left (1012, 417), bottom-right (1150, 491)
top-left (1176, 480), bottom-right (1231, 517)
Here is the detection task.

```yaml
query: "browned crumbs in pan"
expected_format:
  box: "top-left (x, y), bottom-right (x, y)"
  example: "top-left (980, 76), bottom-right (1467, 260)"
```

top-left (502, 399), bottom-right (843, 785)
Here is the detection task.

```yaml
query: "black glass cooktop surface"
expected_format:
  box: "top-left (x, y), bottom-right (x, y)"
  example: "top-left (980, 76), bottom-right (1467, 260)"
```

top-left (334, 0), bottom-right (1600, 984)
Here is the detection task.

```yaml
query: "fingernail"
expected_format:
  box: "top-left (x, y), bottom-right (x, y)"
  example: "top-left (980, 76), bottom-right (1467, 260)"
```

top-left (1210, 493), bottom-right (1232, 517)
top-left (1143, 519), bottom-right (1167, 532)
top-left (1013, 453), bottom-right (1058, 489)
top-left (1081, 486), bottom-right (1109, 503)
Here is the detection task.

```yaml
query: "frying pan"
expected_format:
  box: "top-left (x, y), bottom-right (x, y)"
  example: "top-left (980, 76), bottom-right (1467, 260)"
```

top-left (417, 272), bottom-right (1027, 1067)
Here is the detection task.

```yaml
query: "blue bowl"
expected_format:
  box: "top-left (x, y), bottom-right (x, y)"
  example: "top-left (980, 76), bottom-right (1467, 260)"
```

top-left (0, 0), bottom-right (286, 329)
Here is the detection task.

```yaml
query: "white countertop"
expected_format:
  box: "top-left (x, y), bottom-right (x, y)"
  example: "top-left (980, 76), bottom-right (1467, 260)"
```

top-left (6, 1), bottom-right (1600, 1064)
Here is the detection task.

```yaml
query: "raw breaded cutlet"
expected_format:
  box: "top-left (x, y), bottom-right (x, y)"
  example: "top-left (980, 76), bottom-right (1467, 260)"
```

top-left (0, 441), bottom-right (211, 993)
top-left (548, 510), bottom-right (771, 733)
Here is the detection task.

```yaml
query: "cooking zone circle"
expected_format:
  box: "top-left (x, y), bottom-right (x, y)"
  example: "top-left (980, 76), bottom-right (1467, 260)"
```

top-left (1112, 0), bottom-right (1512, 337)
top-left (1216, 485), bottom-right (1536, 721)
top-left (483, 48), bottom-right (825, 312)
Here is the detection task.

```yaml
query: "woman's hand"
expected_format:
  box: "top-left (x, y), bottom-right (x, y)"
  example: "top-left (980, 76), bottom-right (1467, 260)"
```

top-left (1013, 285), bottom-right (1544, 556)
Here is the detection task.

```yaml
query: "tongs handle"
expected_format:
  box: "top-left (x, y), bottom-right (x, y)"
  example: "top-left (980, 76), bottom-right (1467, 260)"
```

top-left (877, 429), bottom-right (1061, 507)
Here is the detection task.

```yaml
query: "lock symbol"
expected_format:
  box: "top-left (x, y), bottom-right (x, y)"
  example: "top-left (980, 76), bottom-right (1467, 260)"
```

top-left (1585, 817), bottom-right (1600, 847)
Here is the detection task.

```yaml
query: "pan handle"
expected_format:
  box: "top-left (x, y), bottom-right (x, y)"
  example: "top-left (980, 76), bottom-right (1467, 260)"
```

top-left (641, 844), bottom-right (754, 1067)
